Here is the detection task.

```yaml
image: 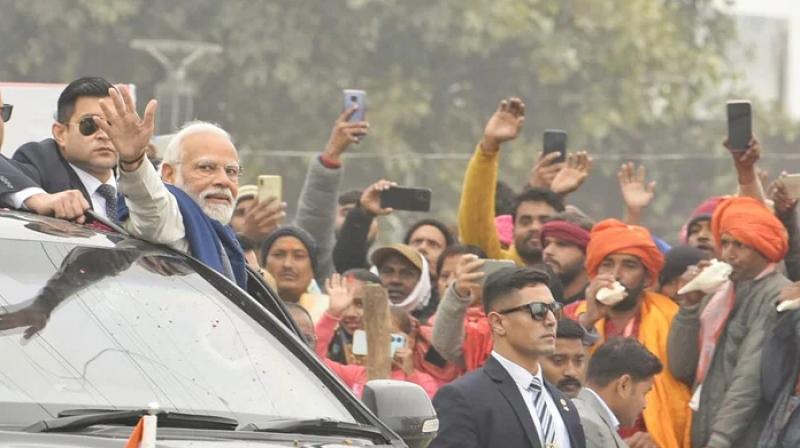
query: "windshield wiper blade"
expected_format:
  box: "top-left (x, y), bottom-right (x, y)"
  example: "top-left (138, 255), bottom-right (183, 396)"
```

top-left (240, 418), bottom-right (384, 440)
top-left (23, 408), bottom-right (239, 433)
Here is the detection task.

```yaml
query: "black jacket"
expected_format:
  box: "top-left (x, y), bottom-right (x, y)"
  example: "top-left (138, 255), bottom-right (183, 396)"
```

top-left (12, 139), bottom-right (92, 205)
top-left (431, 355), bottom-right (585, 448)
top-left (0, 154), bottom-right (37, 198)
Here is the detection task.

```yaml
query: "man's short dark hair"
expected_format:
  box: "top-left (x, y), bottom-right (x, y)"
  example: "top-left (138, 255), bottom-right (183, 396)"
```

top-left (338, 190), bottom-right (362, 207)
top-left (57, 77), bottom-right (114, 123)
top-left (586, 338), bottom-right (663, 387)
top-left (435, 244), bottom-right (487, 279)
top-left (511, 187), bottom-right (566, 222)
top-left (343, 268), bottom-right (381, 284)
top-left (483, 266), bottom-right (551, 314)
top-left (403, 218), bottom-right (455, 249)
top-left (556, 318), bottom-right (585, 340)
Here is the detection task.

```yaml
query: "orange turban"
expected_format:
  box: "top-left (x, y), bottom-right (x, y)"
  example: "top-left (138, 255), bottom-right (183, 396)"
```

top-left (585, 219), bottom-right (665, 284)
top-left (711, 197), bottom-right (788, 262)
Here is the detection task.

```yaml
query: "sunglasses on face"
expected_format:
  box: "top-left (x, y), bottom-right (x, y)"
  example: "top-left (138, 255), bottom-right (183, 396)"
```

top-left (66, 115), bottom-right (106, 136)
top-left (1, 104), bottom-right (12, 123)
top-left (496, 301), bottom-right (563, 321)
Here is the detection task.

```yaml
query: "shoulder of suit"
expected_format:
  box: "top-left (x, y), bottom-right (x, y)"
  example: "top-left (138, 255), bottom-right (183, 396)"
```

top-left (14, 139), bottom-right (59, 158)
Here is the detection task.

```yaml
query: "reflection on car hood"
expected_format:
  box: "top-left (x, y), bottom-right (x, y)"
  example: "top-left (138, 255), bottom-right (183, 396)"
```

top-left (0, 210), bottom-right (124, 247)
top-left (0, 430), bottom-right (393, 447)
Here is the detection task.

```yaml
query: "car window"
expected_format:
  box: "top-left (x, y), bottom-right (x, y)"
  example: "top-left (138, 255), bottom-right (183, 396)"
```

top-left (0, 239), bottom-right (355, 426)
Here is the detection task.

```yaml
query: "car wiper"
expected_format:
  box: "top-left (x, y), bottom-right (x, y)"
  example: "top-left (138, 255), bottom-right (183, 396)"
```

top-left (23, 408), bottom-right (239, 433)
top-left (240, 417), bottom-right (385, 440)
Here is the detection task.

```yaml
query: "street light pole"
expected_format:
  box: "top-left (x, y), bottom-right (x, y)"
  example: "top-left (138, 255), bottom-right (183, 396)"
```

top-left (130, 39), bottom-right (223, 133)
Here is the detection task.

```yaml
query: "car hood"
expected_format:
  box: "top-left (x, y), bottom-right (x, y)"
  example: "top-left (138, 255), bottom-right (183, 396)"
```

top-left (0, 430), bottom-right (395, 447)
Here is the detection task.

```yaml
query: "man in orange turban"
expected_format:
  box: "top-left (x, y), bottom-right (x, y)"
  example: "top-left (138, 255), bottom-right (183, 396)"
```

top-left (576, 219), bottom-right (690, 448)
top-left (669, 197), bottom-right (789, 448)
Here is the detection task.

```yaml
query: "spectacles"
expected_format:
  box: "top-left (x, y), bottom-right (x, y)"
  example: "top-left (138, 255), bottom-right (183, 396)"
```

top-left (1, 104), bottom-right (12, 123)
top-left (66, 115), bottom-right (107, 136)
top-left (496, 301), bottom-right (563, 321)
top-left (189, 160), bottom-right (243, 181)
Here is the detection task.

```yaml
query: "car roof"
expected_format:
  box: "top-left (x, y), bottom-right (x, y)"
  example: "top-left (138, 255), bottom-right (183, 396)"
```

top-left (0, 210), bottom-right (143, 249)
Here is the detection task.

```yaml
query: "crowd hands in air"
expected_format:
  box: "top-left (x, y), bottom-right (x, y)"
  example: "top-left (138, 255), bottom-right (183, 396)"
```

top-left (2, 79), bottom-right (800, 448)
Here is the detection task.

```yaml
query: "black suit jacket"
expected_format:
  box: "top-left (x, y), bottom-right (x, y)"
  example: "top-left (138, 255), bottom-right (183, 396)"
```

top-left (12, 139), bottom-right (92, 205)
top-left (431, 356), bottom-right (585, 448)
top-left (0, 154), bottom-right (38, 197)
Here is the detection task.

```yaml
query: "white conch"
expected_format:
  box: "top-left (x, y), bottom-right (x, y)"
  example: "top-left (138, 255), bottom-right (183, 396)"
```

top-left (596, 281), bottom-right (627, 306)
top-left (777, 298), bottom-right (800, 313)
top-left (677, 259), bottom-right (732, 295)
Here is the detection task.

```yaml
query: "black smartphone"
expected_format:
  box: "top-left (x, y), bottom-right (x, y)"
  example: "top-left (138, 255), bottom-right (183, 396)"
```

top-left (543, 129), bottom-right (567, 163)
top-left (380, 186), bottom-right (432, 212)
top-left (726, 100), bottom-right (752, 152)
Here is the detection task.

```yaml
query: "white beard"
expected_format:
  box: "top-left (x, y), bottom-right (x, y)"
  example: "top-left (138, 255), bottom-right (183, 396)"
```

top-left (174, 173), bottom-right (234, 225)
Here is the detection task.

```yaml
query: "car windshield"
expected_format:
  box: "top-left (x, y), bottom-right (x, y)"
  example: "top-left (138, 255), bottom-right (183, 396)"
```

top-left (0, 234), bottom-right (355, 427)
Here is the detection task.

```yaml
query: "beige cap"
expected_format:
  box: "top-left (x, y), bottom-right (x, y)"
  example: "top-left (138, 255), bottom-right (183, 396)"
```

top-left (237, 185), bottom-right (258, 203)
top-left (370, 243), bottom-right (423, 271)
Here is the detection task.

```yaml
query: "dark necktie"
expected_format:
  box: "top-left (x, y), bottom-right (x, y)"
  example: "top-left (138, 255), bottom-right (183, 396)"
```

top-left (96, 184), bottom-right (119, 224)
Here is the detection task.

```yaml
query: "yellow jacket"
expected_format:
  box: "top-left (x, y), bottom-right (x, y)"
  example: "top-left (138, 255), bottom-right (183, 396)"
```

top-left (458, 145), bottom-right (524, 265)
top-left (577, 292), bottom-right (691, 448)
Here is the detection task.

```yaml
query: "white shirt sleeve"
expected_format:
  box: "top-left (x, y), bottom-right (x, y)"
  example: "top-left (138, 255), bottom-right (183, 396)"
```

top-left (1, 187), bottom-right (47, 209)
top-left (118, 160), bottom-right (189, 253)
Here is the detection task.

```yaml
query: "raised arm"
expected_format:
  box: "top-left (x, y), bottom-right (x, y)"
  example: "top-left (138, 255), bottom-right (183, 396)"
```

top-left (295, 106), bottom-right (368, 285)
top-left (458, 97), bottom-right (525, 261)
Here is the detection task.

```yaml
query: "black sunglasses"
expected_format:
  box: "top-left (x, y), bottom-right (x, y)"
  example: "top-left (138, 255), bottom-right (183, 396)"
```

top-left (1, 104), bottom-right (12, 123)
top-left (497, 301), bottom-right (563, 321)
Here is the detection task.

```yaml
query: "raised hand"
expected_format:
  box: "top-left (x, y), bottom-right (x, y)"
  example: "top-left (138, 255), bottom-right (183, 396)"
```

top-left (359, 179), bottom-right (396, 217)
top-left (619, 162), bottom-right (656, 211)
top-left (551, 151), bottom-right (593, 195)
top-left (326, 273), bottom-right (355, 317)
top-left (323, 106), bottom-right (370, 163)
top-left (393, 346), bottom-right (416, 376)
top-left (480, 97), bottom-right (526, 153)
top-left (96, 85), bottom-right (158, 169)
top-left (769, 175), bottom-right (798, 219)
top-left (528, 152), bottom-right (563, 189)
top-left (24, 190), bottom-right (90, 223)
top-left (240, 196), bottom-right (287, 244)
top-left (454, 254), bottom-right (485, 298)
top-left (725, 136), bottom-right (761, 172)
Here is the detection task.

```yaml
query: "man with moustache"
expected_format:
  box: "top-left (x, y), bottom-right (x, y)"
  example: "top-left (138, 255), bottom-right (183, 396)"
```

top-left (96, 86), bottom-right (247, 288)
top-left (574, 219), bottom-right (690, 448)
top-left (669, 197), bottom-right (789, 448)
top-left (540, 318), bottom-right (589, 399)
top-left (540, 211), bottom-right (593, 308)
top-left (370, 243), bottom-right (435, 323)
top-left (431, 267), bottom-right (585, 448)
top-left (458, 97), bottom-right (566, 267)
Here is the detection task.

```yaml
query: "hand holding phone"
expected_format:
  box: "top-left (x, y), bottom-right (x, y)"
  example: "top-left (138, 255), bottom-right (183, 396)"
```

top-left (379, 186), bottom-right (432, 212)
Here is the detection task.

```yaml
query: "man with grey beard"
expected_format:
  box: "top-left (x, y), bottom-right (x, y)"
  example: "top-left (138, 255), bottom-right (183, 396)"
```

top-left (96, 86), bottom-right (248, 287)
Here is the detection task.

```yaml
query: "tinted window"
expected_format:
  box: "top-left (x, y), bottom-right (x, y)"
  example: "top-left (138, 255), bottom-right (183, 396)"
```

top-left (0, 239), bottom-right (354, 425)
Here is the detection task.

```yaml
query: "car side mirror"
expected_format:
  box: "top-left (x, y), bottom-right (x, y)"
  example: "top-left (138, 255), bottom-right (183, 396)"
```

top-left (362, 380), bottom-right (438, 448)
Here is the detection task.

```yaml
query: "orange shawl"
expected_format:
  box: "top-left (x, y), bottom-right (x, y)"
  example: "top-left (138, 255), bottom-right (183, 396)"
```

top-left (577, 291), bottom-right (690, 448)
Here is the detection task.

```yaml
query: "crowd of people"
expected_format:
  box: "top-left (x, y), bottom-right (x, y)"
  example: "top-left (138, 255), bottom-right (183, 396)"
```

top-left (1, 77), bottom-right (799, 448)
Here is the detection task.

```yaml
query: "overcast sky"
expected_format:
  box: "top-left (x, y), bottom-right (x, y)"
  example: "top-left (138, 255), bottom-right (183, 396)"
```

top-left (722, 0), bottom-right (800, 117)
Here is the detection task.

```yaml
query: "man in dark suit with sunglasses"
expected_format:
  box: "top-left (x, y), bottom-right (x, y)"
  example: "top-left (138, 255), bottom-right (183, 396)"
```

top-left (431, 266), bottom-right (585, 448)
top-left (10, 77), bottom-right (120, 222)
top-left (0, 87), bottom-right (90, 220)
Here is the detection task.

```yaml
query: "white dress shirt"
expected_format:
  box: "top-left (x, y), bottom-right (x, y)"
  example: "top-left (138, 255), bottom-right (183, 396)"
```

top-left (584, 387), bottom-right (620, 430)
top-left (492, 351), bottom-right (572, 448)
top-left (69, 163), bottom-right (117, 219)
top-left (5, 187), bottom-right (46, 209)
